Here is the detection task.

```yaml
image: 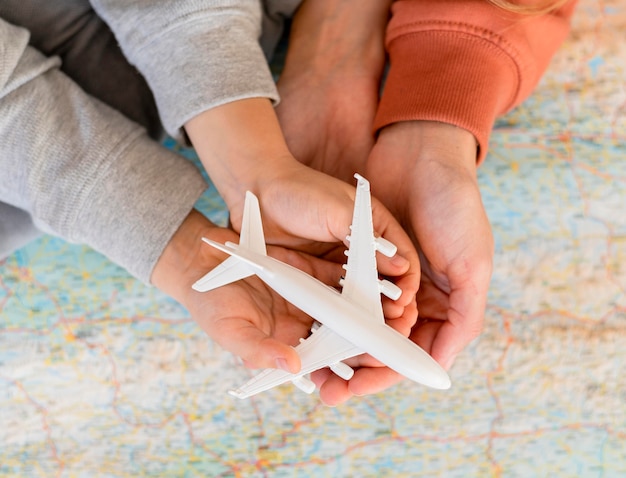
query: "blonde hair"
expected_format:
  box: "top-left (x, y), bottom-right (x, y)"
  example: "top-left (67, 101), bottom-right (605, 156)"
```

top-left (487, 0), bottom-right (571, 15)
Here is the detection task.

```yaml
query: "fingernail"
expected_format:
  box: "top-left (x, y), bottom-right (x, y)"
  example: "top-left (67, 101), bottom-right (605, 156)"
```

top-left (442, 353), bottom-right (458, 371)
top-left (275, 357), bottom-right (291, 372)
top-left (391, 255), bottom-right (409, 268)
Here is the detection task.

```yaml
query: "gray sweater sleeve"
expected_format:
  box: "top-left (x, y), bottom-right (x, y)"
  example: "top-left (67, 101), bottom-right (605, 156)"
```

top-left (90, 0), bottom-right (280, 141)
top-left (0, 19), bottom-right (208, 282)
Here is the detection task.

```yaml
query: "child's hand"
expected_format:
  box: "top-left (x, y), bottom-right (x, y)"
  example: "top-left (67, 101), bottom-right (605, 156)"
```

top-left (367, 121), bottom-right (494, 371)
top-left (186, 100), bottom-right (420, 303)
top-left (311, 121), bottom-right (493, 406)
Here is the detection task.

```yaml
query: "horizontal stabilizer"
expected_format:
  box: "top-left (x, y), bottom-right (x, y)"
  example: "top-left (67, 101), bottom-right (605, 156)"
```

top-left (191, 189), bottom-right (270, 293)
top-left (292, 376), bottom-right (316, 394)
top-left (192, 256), bottom-right (254, 292)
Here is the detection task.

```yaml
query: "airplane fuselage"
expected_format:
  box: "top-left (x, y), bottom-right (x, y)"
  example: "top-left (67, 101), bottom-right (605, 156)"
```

top-left (231, 244), bottom-right (451, 390)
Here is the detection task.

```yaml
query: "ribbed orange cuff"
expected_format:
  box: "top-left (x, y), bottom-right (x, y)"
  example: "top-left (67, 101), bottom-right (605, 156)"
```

top-left (374, 30), bottom-right (520, 164)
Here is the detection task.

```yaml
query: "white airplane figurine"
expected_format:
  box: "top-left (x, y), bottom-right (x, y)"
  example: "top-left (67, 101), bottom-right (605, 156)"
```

top-left (192, 174), bottom-right (451, 398)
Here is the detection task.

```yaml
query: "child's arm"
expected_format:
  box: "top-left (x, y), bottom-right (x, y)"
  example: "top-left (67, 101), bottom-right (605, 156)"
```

top-left (88, 0), bottom-right (415, 275)
top-left (0, 18), bottom-right (206, 283)
top-left (375, 0), bottom-right (578, 163)
top-left (90, 0), bottom-right (279, 148)
top-left (88, 0), bottom-right (415, 274)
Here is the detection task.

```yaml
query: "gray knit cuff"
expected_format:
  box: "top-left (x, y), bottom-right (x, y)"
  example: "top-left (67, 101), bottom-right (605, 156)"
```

top-left (71, 132), bottom-right (208, 283)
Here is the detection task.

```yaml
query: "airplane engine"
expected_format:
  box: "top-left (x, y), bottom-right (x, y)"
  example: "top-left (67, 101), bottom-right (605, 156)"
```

top-left (374, 237), bottom-right (397, 257)
top-left (378, 279), bottom-right (402, 301)
top-left (291, 376), bottom-right (316, 394)
top-left (330, 362), bottom-right (355, 381)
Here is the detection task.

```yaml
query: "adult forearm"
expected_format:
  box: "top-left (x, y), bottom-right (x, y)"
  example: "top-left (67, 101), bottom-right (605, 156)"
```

top-left (282, 0), bottom-right (391, 78)
top-left (275, 0), bottom-right (392, 181)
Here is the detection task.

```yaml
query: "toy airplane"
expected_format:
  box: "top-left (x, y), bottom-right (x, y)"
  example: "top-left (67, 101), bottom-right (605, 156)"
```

top-left (192, 174), bottom-right (451, 398)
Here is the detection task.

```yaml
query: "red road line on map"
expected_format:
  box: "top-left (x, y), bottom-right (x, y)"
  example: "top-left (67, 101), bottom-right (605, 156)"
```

top-left (361, 395), bottom-right (399, 425)
top-left (240, 421), bottom-right (624, 475)
top-left (238, 362), bottom-right (270, 457)
top-left (1, 375), bottom-right (66, 477)
top-left (0, 315), bottom-right (193, 336)
top-left (1, 260), bottom-right (191, 337)
top-left (494, 127), bottom-right (625, 145)
top-left (0, 275), bottom-right (13, 312)
top-left (604, 232), bottom-right (626, 297)
top-left (573, 161), bottom-right (623, 182)
top-left (484, 312), bottom-right (514, 478)
top-left (487, 303), bottom-right (626, 328)
top-left (47, 324), bottom-right (176, 431)
top-left (527, 307), bottom-right (618, 324)
top-left (387, 421), bottom-right (619, 445)
top-left (8, 265), bottom-right (79, 341)
top-left (0, 327), bottom-right (53, 335)
top-left (179, 412), bottom-right (238, 475)
top-left (259, 402), bottom-right (325, 452)
top-left (257, 433), bottom-right (409, 474)
top-left (56, 315), bottom-right (193, 326)
top-left (93, 342), bottom-right (181, 430)
top-left (501, 141), bottom-right (572, 162)
top-left (610, 99), bottom-right (626, 141)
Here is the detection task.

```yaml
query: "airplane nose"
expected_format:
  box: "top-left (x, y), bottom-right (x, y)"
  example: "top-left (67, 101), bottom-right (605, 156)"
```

top-left (432, 372), bottom-right (452, 390)
top-left (413, 361), bottom-right (451, 390)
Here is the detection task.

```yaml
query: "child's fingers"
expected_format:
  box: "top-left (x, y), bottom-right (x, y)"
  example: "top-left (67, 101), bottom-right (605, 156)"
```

top-left (211, 317), bottom-right (302, 373)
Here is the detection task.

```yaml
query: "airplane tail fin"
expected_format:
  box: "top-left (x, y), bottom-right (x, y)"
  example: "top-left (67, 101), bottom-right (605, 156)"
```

top-left (239, 191), bottom-right (267, 256)
top-left (192, 191), bottom-right (267, 292)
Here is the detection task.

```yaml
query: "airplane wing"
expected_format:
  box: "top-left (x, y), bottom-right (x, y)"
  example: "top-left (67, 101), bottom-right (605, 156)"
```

top-left (229, 325), bottom-right (362, 399)
top-left (340, 174), bottom-right (386, 323)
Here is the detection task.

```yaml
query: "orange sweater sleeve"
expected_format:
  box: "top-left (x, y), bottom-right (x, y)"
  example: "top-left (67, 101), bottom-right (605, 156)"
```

top-left (374, 0), bottom-right (578, 163)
